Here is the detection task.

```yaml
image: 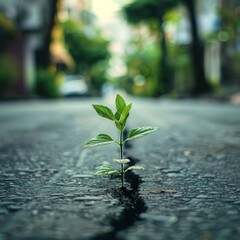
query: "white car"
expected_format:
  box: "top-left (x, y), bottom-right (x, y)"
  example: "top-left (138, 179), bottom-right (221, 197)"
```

top-left (60, 75), bottom-right (88, 97)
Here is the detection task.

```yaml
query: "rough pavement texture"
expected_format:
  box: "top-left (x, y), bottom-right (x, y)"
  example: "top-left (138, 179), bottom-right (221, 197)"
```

top-left (0, 98), bottom-right (239, 240)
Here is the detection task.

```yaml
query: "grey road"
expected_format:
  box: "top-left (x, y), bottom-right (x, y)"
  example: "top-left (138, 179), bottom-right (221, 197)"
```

top-left (0, 97), bottom-right (240, 240)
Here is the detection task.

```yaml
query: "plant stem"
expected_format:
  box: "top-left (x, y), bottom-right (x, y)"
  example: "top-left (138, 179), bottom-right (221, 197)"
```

top-left (120, 129), bottom-right (124, 188)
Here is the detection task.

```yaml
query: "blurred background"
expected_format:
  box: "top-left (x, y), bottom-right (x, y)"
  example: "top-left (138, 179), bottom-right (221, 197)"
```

top-left (0, 0), bottom-right (239, 100)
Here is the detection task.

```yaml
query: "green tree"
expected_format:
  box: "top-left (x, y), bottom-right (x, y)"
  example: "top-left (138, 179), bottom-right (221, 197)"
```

top-left (122, 0), bottom-right (211, 95)
top-left (63, 20), bottom-right (110, 94)
top-left (124, 37), bottom-right (160, 96)
top-left (34, 69), bottom-right (59, 99)
top-left (122, 0), bottom-right (176, 95)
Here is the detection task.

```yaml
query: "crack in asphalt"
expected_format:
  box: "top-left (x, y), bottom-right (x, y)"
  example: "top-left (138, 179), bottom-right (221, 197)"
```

top-left (92, 130), bottom-right (147, 240)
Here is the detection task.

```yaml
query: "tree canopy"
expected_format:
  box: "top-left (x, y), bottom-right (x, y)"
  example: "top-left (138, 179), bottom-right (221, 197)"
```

top-left (122, 0), bottom-right (211, 95)
top-left (63, 20), bottom-right (110, 73)
top-left (62, 20), bottom-right (110, 94)
top-left (122, 0), bottom-right (179, 24)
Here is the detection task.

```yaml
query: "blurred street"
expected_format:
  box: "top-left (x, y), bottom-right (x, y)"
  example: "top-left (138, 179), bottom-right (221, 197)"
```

top-left (0, 97), bottom-right (240, 240)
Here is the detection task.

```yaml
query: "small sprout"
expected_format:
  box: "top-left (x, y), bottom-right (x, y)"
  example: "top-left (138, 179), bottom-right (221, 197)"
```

top-left (83, 94), bottom-right (159, 188)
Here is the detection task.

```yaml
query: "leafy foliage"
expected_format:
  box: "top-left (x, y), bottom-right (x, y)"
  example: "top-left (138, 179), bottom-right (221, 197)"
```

top-left (83, 94), bottom-right (159, 188)
top-left (122, 0), bottom-right (180, 26)
top-left (63, 20), bottom-right (110, 70)
top-left (122, 0), bottom-right (211, 95)
top-left (90, 61), bottom-right (109, 93)
top-left (63, 20), bottom-right (110, 94)
top-left (121, 0), bottom-right (180, 96)
top-left (122, 40), bottom-right (160, 96)
top-left (34, 69), bottom-right (59, 99)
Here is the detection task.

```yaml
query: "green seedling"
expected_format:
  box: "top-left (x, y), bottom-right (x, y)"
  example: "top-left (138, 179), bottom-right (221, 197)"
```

top-left (83, 94), bottom-right (158, 188)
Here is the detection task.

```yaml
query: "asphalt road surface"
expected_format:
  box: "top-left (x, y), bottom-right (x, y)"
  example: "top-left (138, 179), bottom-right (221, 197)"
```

top-left (0, 96), bottom-right (240, 240)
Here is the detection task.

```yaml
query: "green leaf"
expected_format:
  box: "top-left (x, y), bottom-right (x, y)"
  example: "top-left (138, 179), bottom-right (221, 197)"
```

top-left (83, 134), bottom-right (114, 148)
top-left (92, 104), bottom-right (116, 121)
top-left (115, 111), bottom-right (121, 120)
top-left (126, 126), bottom-right (159, 141)
top-left (124, 166), bottom-right (145, 173)
top-left (115, 121), bottom-right (122, 131)
top-left (115, 94), bottom-right (126, 114)
top-left (113, 158), bottom-right (130, 164)
top-left (95, 165), bottom-right (120, 175)
top-left (120, 103), bottom-right (132, 124)
top-left (121, 119), bottom-right (127, 130)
